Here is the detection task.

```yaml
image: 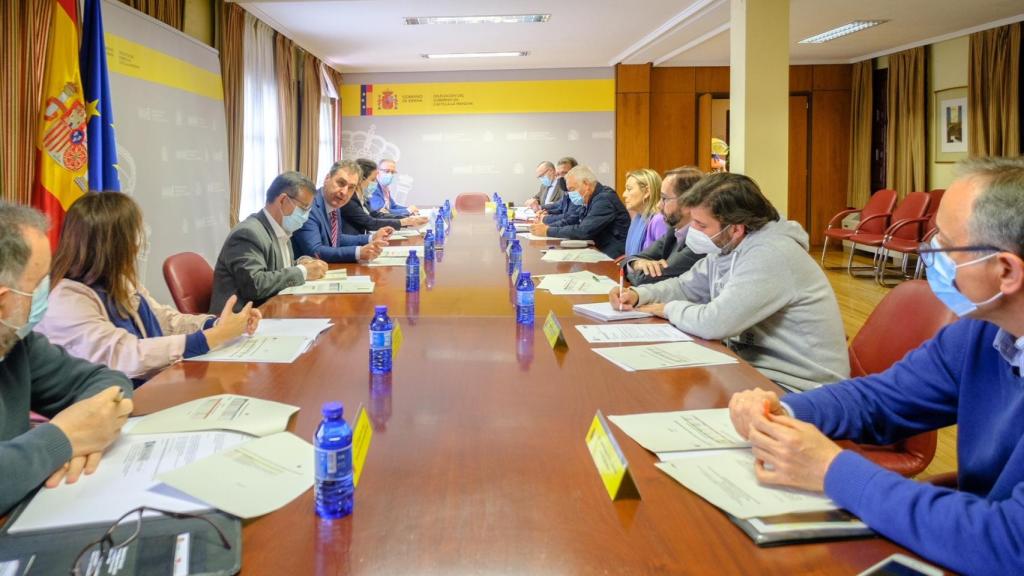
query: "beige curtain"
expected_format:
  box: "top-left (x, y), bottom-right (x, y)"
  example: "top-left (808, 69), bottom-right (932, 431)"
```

top-left (847, 60), bottom-right (873, 207)
top-left (297, 52), bottom-right (321, 179)
top-left (0, 0), bottom-right (52, 205)
top-left (886, 47), bottom-right (926, 198)
top-left (220, 3), bottom-right (245, 225)
top-left (968, 23), bottom-right (1021, 157)
top-left (274, 33), bottom-right (297, 171)
top-left (119, 0), bottom-right (184, 30)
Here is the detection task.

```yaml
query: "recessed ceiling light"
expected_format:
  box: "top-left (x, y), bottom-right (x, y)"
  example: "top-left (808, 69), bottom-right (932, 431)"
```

top-left (405, 15), bottom-right (550, 25)
top-left (799, 20), bottom-right (888, 44)
top-left (422, 52), bottom-right (529, 59)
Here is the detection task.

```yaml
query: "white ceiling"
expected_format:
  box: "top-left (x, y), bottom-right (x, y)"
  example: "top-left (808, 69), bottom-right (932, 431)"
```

top-left (237, 0), bottom-right (1024, 73)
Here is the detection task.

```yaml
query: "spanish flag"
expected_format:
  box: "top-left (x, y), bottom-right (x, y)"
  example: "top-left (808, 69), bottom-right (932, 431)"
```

top-left (33, 0), bottom-right (90, 249)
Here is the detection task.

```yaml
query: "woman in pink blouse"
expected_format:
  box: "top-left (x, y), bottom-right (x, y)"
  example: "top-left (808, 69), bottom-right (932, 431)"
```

top-left (37, 193), bottom-right (260, 385)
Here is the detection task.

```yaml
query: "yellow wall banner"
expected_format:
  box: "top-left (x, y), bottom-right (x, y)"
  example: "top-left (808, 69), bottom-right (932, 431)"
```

top-left (341, 79), bottom-right (614, 117)
top-left (105, 33), bottom-right (224, 101)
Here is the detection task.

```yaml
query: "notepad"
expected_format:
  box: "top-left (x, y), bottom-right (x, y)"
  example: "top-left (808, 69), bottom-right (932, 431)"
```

top-left (572, 302), bottom-right (653, 322)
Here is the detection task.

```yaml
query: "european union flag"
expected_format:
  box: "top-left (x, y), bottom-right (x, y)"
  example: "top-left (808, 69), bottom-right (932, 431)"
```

top-left (80, 0), bottom-right (120, 191)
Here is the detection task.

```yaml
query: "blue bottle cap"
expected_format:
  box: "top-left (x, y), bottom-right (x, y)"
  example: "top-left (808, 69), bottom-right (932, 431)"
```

top-left (322, 401), bottom-right (343, 419)
top-left (519, 272), bottom-right (531, 281)
top-left (375, 305), bottom-right (388, 314)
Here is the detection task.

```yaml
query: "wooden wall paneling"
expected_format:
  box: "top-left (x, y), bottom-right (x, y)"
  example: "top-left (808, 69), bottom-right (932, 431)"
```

top-left (652, 67), bottom-right (696, 93)
top-left (697, 93), bottom-right (712, 173)
top-left (810, 90), bottom-right (852, 244)
top-left (650, 92), bottom-right (696, 174)
top-left (616, 63), bottom-right (652, 93)
top-left (812, 64), bottom-right (853, 91)
top-left (616, 92), bottom-right (650, 193)
top-left (790, 65), bottom-right (813, 93)
top-left (788, 95), bottom-right (810, 230)
top-left (694, 67), bottom-right (730, 94)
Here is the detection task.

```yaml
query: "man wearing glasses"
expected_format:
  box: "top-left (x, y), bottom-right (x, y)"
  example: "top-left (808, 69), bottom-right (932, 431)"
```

top-left (368, 159), bottom-right (419, 217)
top-left (623, 166), bottom-right (705, 285)
top-left (210, 171), bottom-right (328, 313)
top-left (728, 157), bottom-right (1024, 574)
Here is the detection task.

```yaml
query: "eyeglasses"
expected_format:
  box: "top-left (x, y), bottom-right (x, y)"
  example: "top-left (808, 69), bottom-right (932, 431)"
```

top-left (286, 194), bottom-right (312, 212)
top-left (70, 507), bottom-right (231, 576)
top-left (917, 241), bottom-right (1003, 268)
top-left (659, 194), bottom-right (679, 204)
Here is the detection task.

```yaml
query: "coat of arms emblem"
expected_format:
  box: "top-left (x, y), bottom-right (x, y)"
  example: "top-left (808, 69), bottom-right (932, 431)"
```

top-left (42, 82), bottom-right (89, 173)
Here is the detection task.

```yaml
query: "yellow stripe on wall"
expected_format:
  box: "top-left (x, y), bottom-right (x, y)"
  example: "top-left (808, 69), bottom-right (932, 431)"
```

top-left (105, 33), bottom-right (223, 101)
top-left (341, 79), bottom-right (614, 117)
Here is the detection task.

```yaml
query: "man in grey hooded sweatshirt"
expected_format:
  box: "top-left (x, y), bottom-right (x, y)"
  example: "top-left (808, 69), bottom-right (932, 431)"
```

top-left (609, 172), bottom-right (849, 391)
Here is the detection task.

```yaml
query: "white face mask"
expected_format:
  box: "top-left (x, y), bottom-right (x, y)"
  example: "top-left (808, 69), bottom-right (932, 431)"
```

top-left (685, 225), bottom-right (732, 256)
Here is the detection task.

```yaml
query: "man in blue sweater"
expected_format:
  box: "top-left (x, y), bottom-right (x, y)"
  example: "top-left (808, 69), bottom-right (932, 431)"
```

top-left (531, 165), bottom-right (630, 258)
top-left (728, 157), bottom-right (1024, 575)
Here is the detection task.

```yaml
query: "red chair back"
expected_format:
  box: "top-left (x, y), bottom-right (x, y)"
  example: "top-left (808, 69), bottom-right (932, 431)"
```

top-left (845, 280), bottom-right (955, 476)
top-left (889, 191), bottom-right (931, 241)
top-left (859, 189), bottom-right (898, 234)
top-left (926, 189), bottom-right (945, 216)
top-left (455, 193), bottom-right (490, 212)
top-left (163, 252), bottom-right (214, 314)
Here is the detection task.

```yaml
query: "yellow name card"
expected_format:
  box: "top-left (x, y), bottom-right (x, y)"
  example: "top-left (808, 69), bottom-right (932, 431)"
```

top-left (543, 310), bottom-right (568, 349)
top-left (392, 319), bottom-right (404, 357)
top-left (586, 410), bottom-right (639, 501)
top-left (352, 404), bottom-right (373, 487)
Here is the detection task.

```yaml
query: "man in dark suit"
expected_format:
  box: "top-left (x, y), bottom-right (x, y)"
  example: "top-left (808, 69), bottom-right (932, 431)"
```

top-left (531, 165), bottom-right (631, 258)
top-left (624, 167), bottom-right (705, 285)
top-left (340, 159), bottom-right (429, 236)
top-left (293, 160), bottom-right (389, 263)
top-left (525, 161), bottom-right (567, 210)
top-left (210, 172), bottom-right (328, 313)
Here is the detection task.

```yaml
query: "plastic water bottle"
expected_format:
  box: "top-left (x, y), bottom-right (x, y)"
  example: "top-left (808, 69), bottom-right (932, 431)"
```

top-left (369, 305), bottom-right (393, 374)
top-left (314, 401), bottom-right (354, 519)
top-left (435, 213), bottom-right (446, 247)
top-left (508, 239), bottom-right (522, 276)
top-left (406, 250), bottom-right (420, 292)
top-left (423, 230), bottom-right (435, 261)
top-left (504, 221), bottom-right (516, 242)
top-left (516, 272), bottom-right (534, 325)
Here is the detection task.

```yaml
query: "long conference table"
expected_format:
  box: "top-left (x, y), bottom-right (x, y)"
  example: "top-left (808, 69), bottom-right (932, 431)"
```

top-left (136, 211), bottom-right (917, 575)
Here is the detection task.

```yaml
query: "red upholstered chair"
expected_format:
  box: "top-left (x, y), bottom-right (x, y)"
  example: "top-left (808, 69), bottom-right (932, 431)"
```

top-left (820, 189), bottom-right (897, 269)
top-left (162, 252), bottom-right (214, 314)
top-left (842, 280), bottom-right (956, 477)
top-left (454, 193), bottom-right (490, 213)
top-left (926, 189), bottom-right (945, 215)
top-left (845, 191), bottom-right (930, 279)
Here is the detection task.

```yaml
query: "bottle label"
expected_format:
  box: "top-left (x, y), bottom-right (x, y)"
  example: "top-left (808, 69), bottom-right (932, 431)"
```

top-left (370, 330), bottom-right (392, 348)
top-left (516, 290), bottom-right (535, 307)
top-left (315, 444), bottom-right (352, 478)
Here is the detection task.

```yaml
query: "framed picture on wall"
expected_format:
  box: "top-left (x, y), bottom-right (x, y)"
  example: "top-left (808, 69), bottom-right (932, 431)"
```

top-left (934, 86), bottom-right (968, 162)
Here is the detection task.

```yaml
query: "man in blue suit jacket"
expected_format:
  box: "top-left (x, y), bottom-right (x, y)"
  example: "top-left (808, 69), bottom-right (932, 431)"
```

top-left (367, 159), bottom-right (418, 217)
top-left (293, 160), bottom-right (389, 263)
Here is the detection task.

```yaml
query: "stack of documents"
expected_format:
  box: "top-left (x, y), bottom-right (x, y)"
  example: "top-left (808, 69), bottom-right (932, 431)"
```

top-left (573, 302), bottom-right (653, 322)
top-left (536, 271), bottom-right (618, 295)
top-left (128, 394), bottom-right (299, 436)
top-left (576, 323), bottom-right (692, 344)
top-left (607, 409), bottom-right (841, 520)
top-left (279, 276), bottom-right (374, 294)
top-left (188, 318), bottom-right (333, 363)
top-left (390, 228), bottom-right (420, 239)
top-left (593, 341), bottom-right (738, 372)
top-left (519, 232), bottom-right (559, 241)
top-left (540, 248), bottom-right (613, 263)
top-left (380, 245), bottom-right (424, 258)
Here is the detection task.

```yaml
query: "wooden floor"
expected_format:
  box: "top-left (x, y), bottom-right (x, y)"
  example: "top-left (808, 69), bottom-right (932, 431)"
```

top-left (819, 247), bottom-right (958, 479)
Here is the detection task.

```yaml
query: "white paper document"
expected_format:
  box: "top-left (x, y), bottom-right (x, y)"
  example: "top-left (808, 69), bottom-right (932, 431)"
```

top-left (390, 229), bottom-right (420, 238)
top-left (128, 394), bottom-right (299, 437)
top-left (380, 245), bottom-right (424, 258)
top-left (322, 269), bottom-right (348, 280)
top-left (536, 271), bottom-right (618, 295)
top-left (540, 248), bottom-right (613, 263)
top-left (518, 232), bottom-right (558, 241)
top-left (254, 318), bottom-right (333, 338)
top-left (655, 451), bottom-right (838, 519)
top-left (514, 223), bottom-right (532, 232)
top-left (9, 429), bottom-right (250, 534)
top-left (576, 323), bottom-right (693, 344)
top-left (572, 302), bottom-right (653, 322)
top-left (513, 207), bottom-right (537, 220)
top-left (187, 334), bottom-right (313, 363)
top-left (608, 409), bottom-right (748, 453)
top-left (158, 432), bottom-right (314, 519)
top-left (593, 341), bottom-right (738, 372)
top-left (367, 257), bottom-right (408, 267)
top-left (279, 279), bottom-right (375, 294)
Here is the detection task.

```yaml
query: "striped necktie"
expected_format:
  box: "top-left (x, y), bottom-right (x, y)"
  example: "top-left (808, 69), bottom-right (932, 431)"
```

top-left (329, 210), bottom-right (339, 246)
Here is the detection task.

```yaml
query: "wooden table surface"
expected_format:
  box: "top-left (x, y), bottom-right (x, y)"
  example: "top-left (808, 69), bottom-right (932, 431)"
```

top-left (136, 211), bottom-right (912, 575)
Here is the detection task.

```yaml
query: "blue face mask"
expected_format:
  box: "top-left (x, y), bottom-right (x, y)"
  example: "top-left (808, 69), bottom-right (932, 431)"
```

top-left (539, 175), bottom-right (552, 188)
top-left (377, 173), bottom-right (394, 188)
top-left (924, 237), bottom-right (1002, 317)
top-left (567, 190), bottom-right (584, 206)
top-left (1, 275), bottom-right (50, 339)
top-left (282, 200), bottom-right (311, 233)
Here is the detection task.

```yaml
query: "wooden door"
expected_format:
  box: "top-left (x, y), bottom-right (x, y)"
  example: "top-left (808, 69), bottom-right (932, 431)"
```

top-left (697, 93), bottom-right (712, 173)
top-left (788, 95), bottom-right (810, 231)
